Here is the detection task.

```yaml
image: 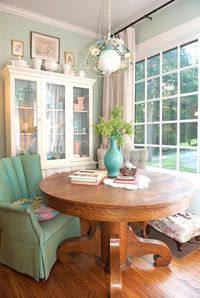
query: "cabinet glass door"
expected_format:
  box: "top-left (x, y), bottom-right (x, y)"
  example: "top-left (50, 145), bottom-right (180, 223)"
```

top-left (46, 83), bottom-right (65, 160)
top-left (73, 87), bottom-right (89, 157)
top-left (15, 79), bottom-right (37, 155)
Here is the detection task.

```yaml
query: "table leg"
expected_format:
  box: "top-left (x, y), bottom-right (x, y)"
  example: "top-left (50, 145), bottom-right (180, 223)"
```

top-left (57, 222), bottom-right (100, 263)
top-left (110, 235), bottom-right (123, 298)
top-left (96, 222), bottom-right (132, 297)
top-left (128, 227), bottom-right (172, 266)
top-left (97, 222), bottom-right (132, 271)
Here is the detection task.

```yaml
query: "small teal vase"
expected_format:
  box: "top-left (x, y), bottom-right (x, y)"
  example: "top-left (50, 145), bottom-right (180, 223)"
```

top-left (104, 137), bottom-right (123, 177)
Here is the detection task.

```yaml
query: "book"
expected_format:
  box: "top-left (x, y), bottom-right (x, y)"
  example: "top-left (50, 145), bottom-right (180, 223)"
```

top-left (70, 176), bottom-right (106, 183)
top-left (114, 176), bottom-right (137, 185)
top-left (71, 176), bottom-right (105, 186)
top-left (114, 179), bottom-right (137, 185)
top-left (116, 176), bottom-right (136, 180)
top-left (69, 170), bottom-right (107, 182)
top-left (69, 169), bottom-right (107, 177)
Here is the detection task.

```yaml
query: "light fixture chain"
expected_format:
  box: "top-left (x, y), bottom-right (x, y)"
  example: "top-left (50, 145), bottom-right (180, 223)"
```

top-left (107, 0), bottom-right (111, 40)
top-left (86, 0), bottom-right (132, 76)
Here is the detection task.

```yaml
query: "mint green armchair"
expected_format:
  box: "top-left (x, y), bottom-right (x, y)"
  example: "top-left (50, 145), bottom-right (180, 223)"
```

top-left (0, 155), bottom-right (80, 280)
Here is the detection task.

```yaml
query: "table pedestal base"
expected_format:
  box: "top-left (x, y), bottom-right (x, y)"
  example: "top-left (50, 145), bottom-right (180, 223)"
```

top-left (57, 221), bottom-right (172, 297)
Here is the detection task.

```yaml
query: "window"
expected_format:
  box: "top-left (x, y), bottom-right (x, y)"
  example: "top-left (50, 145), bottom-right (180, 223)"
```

top-left (135, 40), bottom-right (199, 174)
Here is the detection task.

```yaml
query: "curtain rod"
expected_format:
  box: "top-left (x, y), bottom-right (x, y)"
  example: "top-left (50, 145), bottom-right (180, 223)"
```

top-left (114, 0), bottom-right (176, 35)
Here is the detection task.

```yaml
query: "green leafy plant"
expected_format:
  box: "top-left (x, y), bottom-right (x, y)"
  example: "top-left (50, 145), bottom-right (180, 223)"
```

top-left (94, 106), bottom-right (133, 146)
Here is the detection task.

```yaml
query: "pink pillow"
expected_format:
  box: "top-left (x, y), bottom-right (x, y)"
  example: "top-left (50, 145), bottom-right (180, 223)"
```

top-left (13, 196), bottom-right (60, 221)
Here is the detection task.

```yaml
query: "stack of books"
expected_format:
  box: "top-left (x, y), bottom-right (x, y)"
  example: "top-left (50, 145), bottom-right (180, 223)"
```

top-left (69, 170), bottom-right (107, 185)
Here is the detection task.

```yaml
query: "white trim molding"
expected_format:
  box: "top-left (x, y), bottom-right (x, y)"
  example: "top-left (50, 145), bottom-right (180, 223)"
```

top-left (136, 16), bottom-right (200, 61)
top-left (0, 2), bottom-right (98, 39)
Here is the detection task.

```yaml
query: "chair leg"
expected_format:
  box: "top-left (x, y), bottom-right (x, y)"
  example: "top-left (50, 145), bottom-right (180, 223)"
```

top-left (142, 221), bottom-right (149, 238)
top-left (175, 240), bottom-right (183, 251)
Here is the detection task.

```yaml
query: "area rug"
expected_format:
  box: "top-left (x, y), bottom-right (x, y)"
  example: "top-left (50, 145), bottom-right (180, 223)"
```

top-left (146, 226), bottom-right (200, 259)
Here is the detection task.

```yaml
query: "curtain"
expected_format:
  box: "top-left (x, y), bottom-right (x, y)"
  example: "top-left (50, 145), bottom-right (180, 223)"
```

top-left (101, 27), bottom-right (135, 148)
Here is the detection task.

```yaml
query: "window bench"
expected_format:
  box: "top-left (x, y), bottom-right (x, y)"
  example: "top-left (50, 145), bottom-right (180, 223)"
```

top-left (148, 212), bottom-right (200, 251)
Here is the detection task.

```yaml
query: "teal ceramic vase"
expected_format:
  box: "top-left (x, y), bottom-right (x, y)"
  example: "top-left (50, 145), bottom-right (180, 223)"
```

top-left (104, 137), bottom-right (123, 177)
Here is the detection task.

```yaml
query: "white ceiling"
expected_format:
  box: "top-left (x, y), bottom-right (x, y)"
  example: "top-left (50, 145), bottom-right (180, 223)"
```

top-left (0, 0), bottom-right (172, 36)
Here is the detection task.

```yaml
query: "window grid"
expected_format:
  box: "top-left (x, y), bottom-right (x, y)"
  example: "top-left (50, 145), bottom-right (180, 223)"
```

top-left (135, 40), bottom-right (199, 174)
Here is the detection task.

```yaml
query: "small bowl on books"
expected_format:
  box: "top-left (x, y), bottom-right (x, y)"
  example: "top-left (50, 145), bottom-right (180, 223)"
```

top-left (120, 161), bottom-right (137, 176)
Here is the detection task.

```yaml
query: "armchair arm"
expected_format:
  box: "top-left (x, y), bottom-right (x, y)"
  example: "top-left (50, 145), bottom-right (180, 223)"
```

top-left (0, 202), bottom-right (44, 245)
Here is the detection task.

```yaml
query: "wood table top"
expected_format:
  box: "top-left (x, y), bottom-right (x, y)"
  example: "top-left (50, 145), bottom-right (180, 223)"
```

top-left (39, 170), bottom-right (194, 222)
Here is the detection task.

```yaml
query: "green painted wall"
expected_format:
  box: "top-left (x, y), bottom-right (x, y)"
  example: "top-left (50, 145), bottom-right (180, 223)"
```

top-left (135, 0), bottom-right (200, 44)
top-left (0, 11), bottom-right (102, 158)
top-left (0, 0), bottom-right (200, 157)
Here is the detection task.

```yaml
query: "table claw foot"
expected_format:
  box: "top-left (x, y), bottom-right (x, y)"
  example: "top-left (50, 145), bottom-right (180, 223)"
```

top-left (58, 224), bottom-right (100, 263)
top-left (153, 252), bottom-right (171, 266)
top-left (128, 228), bottom-right (172, 266)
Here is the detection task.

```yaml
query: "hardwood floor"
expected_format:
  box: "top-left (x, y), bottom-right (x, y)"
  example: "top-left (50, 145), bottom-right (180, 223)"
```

top-left (0, 250), bottom-right (200, 298)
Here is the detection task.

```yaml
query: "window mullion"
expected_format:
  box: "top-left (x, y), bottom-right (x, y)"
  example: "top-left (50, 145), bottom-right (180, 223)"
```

top-left (160, 51), bottom-right (162, 169)
top-left (177, 45), bottom-right (180, 172)
top-left (145, 58), bottom-right (147, 147)
top-left (197, 36), bottom-right (200, 174)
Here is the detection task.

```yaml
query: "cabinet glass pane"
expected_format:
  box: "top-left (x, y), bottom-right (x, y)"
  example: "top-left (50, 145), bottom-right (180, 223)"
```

top-left (73, 87), bottom-right (89, 157)
top-left (15, 79), bottom-right (37, 155)
top-left (46, 83), bottom-right (65, 160)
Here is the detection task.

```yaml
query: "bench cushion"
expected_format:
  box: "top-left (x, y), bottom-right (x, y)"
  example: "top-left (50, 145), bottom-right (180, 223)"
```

top-left (149, 212), bottom-right (200, 243)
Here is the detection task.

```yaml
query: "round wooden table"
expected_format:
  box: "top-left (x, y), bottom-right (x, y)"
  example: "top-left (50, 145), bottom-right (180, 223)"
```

top-left (40, 170), bottom-right (193, 297)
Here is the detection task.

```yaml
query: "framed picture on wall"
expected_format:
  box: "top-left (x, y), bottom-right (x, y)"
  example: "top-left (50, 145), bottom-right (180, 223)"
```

top-left (11, 39), bottom-right (24, 57)
top-left (64, 51), bottom-right (74, 66)
top-left (30, 31), bottom-right (60, 62)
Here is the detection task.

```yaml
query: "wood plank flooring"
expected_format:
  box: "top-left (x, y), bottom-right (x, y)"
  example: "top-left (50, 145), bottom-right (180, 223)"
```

top-left (0, 249), bottom-right (200, 298)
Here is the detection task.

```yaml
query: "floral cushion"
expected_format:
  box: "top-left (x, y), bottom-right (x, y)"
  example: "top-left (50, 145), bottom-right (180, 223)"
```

top-left (149, 212), bottom-right (200, 243)
top-left (13, 196), bottom-right (60, 221)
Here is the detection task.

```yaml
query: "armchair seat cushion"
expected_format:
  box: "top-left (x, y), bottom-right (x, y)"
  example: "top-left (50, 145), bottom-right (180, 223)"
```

top-left (149, 212), bottom-right (200, 243)
top-left (40, 214), bottom-right (78, 242)
top-left (13, 196), bottom-right (60, 221)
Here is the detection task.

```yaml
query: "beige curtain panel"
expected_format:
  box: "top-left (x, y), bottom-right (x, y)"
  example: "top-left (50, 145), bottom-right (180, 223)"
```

top-left (101, 27), bottom-right (135, 148)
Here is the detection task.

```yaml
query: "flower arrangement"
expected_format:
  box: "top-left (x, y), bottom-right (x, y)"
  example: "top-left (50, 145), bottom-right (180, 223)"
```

top-left (94, 106), bottom-right (133, 147)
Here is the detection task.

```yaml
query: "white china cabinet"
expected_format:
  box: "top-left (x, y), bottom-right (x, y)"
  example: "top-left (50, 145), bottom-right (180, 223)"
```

top-left (2, 65), bottom-right (96, 176)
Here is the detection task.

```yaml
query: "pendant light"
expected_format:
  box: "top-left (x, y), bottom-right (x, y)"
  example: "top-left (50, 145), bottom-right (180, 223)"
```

top-left (86, 0), bottom-right (132, 76)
